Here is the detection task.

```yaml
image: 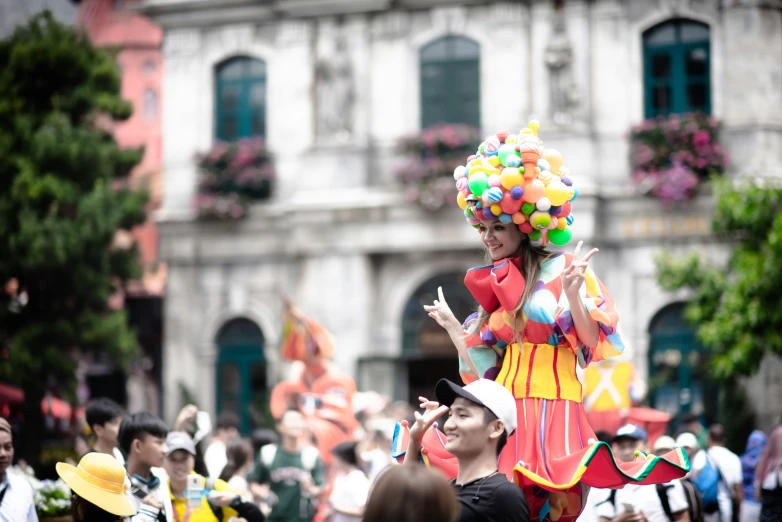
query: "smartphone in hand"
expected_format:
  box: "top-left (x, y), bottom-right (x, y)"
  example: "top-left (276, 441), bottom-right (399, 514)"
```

top-left (187, 475), bottom-right (203, 508)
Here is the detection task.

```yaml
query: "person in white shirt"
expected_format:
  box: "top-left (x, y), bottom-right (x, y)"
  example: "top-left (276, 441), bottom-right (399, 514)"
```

top-left (204, 413), bottom-right (240, 480)
top-left (596, 424), bottom-right (690, 522)
top-left (0, 417), bottom-right (38, 522)
top-left (690, 425), bottom-right (742, 522)
top-left (327, 441), bottom-right (370, 522)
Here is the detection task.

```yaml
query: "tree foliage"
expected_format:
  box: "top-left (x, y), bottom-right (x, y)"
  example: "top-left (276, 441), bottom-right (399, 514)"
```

top-left (0, 12), bottom-right (147, 418)
top-left (656, 178), bottom-right (782, 379)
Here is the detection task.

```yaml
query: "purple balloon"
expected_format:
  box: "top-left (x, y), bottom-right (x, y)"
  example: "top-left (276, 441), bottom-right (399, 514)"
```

top-left (549, 205), bottom-right (562, 215)
top-left (482, 207), bottom-right (494, 220)
top-left (510, 186), bottom-right (524, 200)
top-left (561, 177), bottom-right (573, 186)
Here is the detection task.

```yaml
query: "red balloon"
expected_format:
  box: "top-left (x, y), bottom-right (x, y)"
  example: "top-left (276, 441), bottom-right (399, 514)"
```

top-left (519, 222), bottom-right (534, 234)
top-left (500, 192), bottom-right (523, 215)
top-left (555, 201), bottom-right (571, 218)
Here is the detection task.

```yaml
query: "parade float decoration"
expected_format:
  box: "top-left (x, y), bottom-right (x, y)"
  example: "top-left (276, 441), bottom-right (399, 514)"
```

top-left (393, 122), bottom-right (690, 522)
top-left (269, 298), bottom-right (358, 464)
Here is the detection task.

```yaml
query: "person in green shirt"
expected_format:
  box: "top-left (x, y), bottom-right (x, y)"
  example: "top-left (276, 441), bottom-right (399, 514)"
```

top-left (249, 410), bottom-right (325, 522)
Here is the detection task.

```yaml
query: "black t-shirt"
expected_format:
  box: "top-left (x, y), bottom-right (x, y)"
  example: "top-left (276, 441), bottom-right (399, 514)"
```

top-left (452, 472), bottom-right (530, 522)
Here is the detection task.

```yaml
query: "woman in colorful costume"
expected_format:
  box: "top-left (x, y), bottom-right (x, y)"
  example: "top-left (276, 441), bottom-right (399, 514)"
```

top-left (394, 122), bottom-right (690, 521)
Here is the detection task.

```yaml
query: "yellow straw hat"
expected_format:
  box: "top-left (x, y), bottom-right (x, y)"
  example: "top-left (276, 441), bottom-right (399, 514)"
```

top-left (56, 453), bottom-right (136, 517)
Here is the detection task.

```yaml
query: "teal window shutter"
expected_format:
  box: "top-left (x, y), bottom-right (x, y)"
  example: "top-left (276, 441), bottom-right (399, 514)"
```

top-left (420, 36), bottom-right (480, 129)
top-left (643, 20), bottom-right (710, 118)
top-left (215, 57), bottom-right (267, 141)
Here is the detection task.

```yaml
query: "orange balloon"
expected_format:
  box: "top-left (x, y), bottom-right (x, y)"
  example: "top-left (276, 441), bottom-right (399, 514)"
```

top-left (522, 179), bottom-right (546, 203)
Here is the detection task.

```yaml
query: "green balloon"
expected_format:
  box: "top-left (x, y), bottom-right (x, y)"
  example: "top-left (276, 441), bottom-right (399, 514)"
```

top-left (522, 202), bottom-right (535, 215)
top-left (548, 226), bottom-right (573, 246)
top-left (498, 144), bottom-right (519, 167)
top-left (468, 172), bottom-right (490, 197)
top-left (528, 230), bottom-right (542, 241)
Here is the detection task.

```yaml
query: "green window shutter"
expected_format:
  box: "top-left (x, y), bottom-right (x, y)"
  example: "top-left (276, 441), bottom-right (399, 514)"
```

top-left (215, 57), bottom-right (267, 141)
top-left (643, 20), bottom-right (710, 118)
top-left (420, 36), bottom-right (480, 129)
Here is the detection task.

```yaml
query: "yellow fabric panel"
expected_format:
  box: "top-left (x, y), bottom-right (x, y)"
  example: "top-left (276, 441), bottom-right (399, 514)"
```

top-left (499, 343), bottom-right (582, 402)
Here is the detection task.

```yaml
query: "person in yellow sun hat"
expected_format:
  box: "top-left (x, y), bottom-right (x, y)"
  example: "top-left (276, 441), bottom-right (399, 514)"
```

top-left (56, 452), bottom-right (137, 522)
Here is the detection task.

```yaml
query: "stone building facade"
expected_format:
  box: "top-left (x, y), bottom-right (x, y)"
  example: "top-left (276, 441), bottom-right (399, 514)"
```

top-left (140, 0), bottom-right (782, 432)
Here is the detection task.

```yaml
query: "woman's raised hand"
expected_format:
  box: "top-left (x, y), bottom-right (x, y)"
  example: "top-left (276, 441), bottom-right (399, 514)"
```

top-left (562, 241), bottom-right (599, 299)
top-left (423, 286), bottom-right (461, 332)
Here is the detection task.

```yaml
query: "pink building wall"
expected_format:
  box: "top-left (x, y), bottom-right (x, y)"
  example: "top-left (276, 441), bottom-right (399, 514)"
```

top-left (79, 0), bottom-right (165, 295)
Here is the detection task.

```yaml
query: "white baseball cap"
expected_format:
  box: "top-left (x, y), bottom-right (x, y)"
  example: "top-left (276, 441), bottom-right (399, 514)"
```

top-left (653, 435), bottom-right (676, 452)
top-left (435, 378), bottom-right (517, 436)
top-left (676, 432), bottom-right (699, 449)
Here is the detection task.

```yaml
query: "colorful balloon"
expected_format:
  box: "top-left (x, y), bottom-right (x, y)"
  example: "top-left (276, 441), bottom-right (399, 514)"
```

top-left (499, 213), bottom-right (512, 224)
top-left (500, 168), bottom-right (523, 190)
top-left (482, 207), bottom-right (494, 220)
top-left (490, 204), bottom-right (502, 216)
top-left (557, 217), bottom-right (568, 230)
top-left (521, 202), bottom-right (535, 215)
top-left (555, 202), bottom-right (571, 218)
top-left (530, 211), bottom-right (552, 230)
top-left (468, 172), bottom-right (490, 197)
top-left (528, 230), bottom-right (542, 241)
top-left (488, 174), bottom-right (501, 188)
top-left (457, 192), bottom-right (467, 210)
top-left (522, 179), bottom-right (546, 203)
top-left (500, 192), bottom-right (523, 215)
top-left (510, 186), bottom-right (524, 200)
top-left (537, 158), bottom-right (550, 171)
top-left (536, 197), bottom-right (552, 212)
top-left (548, 226), bottom-right (573, 246)
top-left (453, 165), bottom-right (467, 180)
top-left (498, 144), bottom-right (520, 168)
top-left (505, 155), bottom-right (521, 168)
top-left (456, 178), bottom-right (468, 192)
top-left (549, 217), bottom-right (559, 229)
top-left (519, 222), bottom-right (534, 234)
top-left (486, 187), bottom-right (504, 203)
top-left (541, 148), bottom-right (563, 175)
top-left (484, 136), bottom-right (501, 155)
top-left (545, 180), bottom-right (575, 206)
top-left (512, 212), bottom-right (526, 224)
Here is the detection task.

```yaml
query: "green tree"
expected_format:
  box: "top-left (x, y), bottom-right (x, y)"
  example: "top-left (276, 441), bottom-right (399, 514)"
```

top-left (656, 179), bottom-right (782, 380)
top-left (0, 12), bottom-right (147, 463)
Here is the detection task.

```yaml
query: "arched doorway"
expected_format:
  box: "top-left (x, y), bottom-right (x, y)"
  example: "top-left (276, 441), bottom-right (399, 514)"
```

top-left (215, 318), bottom-right (267, 434)
top-left (648, 303), bottom-right (716, 427)
top-left (401, 272), bottom-right (475, 404)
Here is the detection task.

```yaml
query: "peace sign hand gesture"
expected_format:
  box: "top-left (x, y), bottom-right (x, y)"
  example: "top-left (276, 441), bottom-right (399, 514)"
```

top-left (562, 241), bottom-right (599, 300)
top-left (423, 286), bottom-right (461, 334)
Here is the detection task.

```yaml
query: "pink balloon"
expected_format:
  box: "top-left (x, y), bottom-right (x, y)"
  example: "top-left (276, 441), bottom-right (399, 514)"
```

top-left (500, 192), bottom-right (523, 215)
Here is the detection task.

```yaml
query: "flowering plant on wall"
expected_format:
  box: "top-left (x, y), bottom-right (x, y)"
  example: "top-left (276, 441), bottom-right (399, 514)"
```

top-left (630, 112), bottom-right (727, 203)
top-left (193, 137), bottom-right (275, 220)
top-left (395, 124), bottom-right (481, 211)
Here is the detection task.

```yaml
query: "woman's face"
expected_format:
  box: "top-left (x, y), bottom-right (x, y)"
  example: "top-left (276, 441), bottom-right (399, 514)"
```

top-left (479, 220), bottom-right (523, 261)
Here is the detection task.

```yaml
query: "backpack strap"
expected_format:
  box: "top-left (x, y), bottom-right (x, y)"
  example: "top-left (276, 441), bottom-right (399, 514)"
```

top-left (656, 483), bottom-right (674, 520)
top-left (261, 444), bottom-right (278, 469)
top-left (204, 477), bottom-right (223, 520)
top-left (596, 489), bottom-right (617, 508)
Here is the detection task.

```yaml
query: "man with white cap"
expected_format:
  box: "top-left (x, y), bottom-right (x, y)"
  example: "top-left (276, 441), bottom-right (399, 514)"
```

top-left (404, 378), bottom-right (529, 522)
top-left (595, 424), bottom-right (691, 522)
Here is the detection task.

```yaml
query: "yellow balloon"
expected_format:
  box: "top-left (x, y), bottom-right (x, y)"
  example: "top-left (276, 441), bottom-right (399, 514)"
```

top-left (505, 134), bottom-right (519, 144)
top-left (557, 217), bottom-right (568, 230)
top-left (500, 168), bottom-right (523, 190)
top-left (490, 204), bottom-right (502, 216)
top-left (487, 156), bottom-right (501, 167)
top-left (457, 191), bottom-right (467, 210)
top-left (545, 181), bottom-right (575, 206)
top-left (541, 148), bottom-right (563, 175)
top-left (520, 127), bottom-right (534, 135)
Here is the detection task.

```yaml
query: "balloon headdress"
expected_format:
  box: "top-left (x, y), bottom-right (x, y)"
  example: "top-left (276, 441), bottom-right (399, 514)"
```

top-left (454, 121), bottom-right (578, 248)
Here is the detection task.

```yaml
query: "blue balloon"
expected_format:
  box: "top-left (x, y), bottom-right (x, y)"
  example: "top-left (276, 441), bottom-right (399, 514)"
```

top-left (566, 214), bottom-right (575, 225)
top-left (499, 213), bottom-right (512, 224)
top-left (570, 187), bottom-right (579, 201)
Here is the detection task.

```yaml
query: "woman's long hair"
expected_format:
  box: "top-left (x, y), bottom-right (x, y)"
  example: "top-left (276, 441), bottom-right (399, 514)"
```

top-left (71, 494), bottom-right (122, 522)
top-left (756, 425), bottom-right (782, 486)
top-left (364, 465), bottom-right (458, 522)
top-left (219, 437), bottom-right (253, 482)
top-left (472, 237), bottom-right (550, 343)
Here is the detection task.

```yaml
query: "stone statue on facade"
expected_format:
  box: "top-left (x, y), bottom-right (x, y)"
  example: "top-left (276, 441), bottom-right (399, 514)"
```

top-left (545, 7), bottom-right (580, 126)
top-left (315, 35), bottom-right (355, 143)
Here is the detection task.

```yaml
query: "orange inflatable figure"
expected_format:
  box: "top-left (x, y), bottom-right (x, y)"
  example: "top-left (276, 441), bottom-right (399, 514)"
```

top-left (270, 298), bottom-right (358, 464)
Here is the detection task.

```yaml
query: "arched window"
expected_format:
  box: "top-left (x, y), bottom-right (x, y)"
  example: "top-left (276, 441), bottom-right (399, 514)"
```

top-left (648, 303), bottom-right (716, 427)
top-left (420, 36), bottom-right (480, 129)
top-left (401, 271), bottom-right (475, 403)
top-left (215, 56), bottom-right (267, 141)
top-left (143, 88), bottom-right (157, 122)
top-left (215, 318), bottom-right (266, 434)
top-left (643, 20), bottom-right (710, 118)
